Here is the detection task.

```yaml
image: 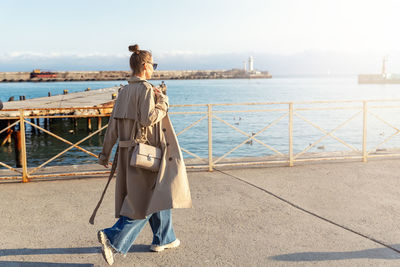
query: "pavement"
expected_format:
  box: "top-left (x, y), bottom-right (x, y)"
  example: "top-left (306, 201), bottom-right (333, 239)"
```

top-left (2, 159), bottom-right (400, 266)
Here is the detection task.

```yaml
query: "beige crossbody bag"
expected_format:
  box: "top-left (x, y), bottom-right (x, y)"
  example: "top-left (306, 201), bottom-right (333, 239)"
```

top-left (129, 123), bottom-right (162, 172)
top-left (130, 142), bottom-right (162, 172)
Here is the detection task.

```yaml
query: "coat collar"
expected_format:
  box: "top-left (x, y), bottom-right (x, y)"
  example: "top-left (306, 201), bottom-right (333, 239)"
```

top-left (127, 76), bottom-right (148, 84)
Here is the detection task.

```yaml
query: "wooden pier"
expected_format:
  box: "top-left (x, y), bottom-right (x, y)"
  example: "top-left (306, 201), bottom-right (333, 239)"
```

top-left (0, 86), bottom-right (119, 118)
top-left (0, 87), bottom-right (120, 176)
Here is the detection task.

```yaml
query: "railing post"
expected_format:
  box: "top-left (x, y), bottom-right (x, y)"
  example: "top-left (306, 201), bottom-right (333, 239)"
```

top-left (19, 109), bottom-right (29, 182)
top-left (289, 103), bottom-right (294, 167)
top-left (208, 104), bottom-right (213, 171)
top-left (362, 101), bottom-right (368, 162)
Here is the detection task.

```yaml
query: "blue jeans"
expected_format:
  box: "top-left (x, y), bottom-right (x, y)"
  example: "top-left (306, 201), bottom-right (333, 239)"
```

top-left (103, 209), bottom-right (176, 255)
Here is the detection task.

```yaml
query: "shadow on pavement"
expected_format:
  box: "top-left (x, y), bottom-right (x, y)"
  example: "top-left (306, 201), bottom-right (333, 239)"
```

top-left (0, 262), bottom-right (93, 267)
top-left (0, 244), bottom-right (149, 257)
top-left (270, 245), bottom-right (400, 262)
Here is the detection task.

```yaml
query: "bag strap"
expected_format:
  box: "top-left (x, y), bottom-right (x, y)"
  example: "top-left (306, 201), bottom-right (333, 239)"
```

top-left (89, 148), bottom-right (119, 225)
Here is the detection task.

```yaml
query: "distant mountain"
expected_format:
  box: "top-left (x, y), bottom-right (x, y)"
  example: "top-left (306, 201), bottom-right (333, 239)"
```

top-left (0, 50), bottom-right (399, 75)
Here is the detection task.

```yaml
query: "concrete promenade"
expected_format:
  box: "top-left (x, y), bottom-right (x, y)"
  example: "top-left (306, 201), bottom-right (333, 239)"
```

top-left (2, 159), bottom-right (400, 266)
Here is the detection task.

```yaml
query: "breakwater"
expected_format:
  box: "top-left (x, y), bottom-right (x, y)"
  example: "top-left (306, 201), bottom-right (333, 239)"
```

top-left (0, 69), bottom-right (272, 82)
top-left (358, 74), bottom-right (400, 84)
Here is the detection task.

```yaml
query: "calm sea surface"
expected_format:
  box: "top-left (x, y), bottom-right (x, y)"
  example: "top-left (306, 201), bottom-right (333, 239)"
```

top-left (2, 76), bottom-right (400, 167)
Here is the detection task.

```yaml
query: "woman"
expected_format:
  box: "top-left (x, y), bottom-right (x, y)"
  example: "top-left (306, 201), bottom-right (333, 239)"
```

top-left (96, 44), bottom-right (192, 265)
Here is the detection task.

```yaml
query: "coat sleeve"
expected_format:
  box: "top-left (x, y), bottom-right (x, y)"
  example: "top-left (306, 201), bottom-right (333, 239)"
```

top-left (98, 108), bottom-right (118, 165)
top-left (139, 86), bottom-right (169, 127)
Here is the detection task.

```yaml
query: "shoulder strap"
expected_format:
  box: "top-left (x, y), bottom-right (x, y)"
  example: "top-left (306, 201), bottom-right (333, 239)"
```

top-left (89, 148), bottom-right (119, 225)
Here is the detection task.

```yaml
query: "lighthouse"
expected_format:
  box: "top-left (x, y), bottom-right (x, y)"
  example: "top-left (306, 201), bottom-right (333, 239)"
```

top-left (248, 56), bottom-right (254, 72)
top-left (382, 56), bottom-right (388, 78)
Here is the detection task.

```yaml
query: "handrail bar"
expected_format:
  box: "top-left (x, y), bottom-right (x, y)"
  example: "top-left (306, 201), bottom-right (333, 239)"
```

top-left (2, 99), bottom-right (400, 181)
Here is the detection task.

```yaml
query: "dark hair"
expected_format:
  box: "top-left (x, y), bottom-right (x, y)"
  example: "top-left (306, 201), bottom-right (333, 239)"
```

top-left (128, 44), bottom-right (152, 75)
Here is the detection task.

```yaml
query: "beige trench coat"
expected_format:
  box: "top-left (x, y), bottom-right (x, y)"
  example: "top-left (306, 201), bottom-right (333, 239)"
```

top-left (98, 77), bottom-right (192, 219)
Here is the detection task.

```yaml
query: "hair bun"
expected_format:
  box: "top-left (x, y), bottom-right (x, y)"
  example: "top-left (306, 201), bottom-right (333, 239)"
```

top-left (129, 44), bottom-right (140, 54)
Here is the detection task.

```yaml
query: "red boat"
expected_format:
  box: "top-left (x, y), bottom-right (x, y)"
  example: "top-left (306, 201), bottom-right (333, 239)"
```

top-left (30, 69), bottom-right (57, 78)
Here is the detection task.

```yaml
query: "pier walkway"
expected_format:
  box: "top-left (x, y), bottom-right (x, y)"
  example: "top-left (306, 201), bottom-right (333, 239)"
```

top-left (1, 159), bottom-right (400, 266)
top-left (1, 86), bottom-right (119, 117)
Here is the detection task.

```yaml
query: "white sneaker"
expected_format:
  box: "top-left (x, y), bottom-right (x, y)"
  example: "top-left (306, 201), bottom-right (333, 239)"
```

top-left (150, 239), bottom-right (180, 252)
top-left (98, 230), bottom-right (115, 265)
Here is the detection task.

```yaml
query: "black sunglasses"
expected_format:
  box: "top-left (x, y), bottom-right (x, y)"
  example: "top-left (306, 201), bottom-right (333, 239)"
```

top-left (146, 61), bottom-right (158, 70)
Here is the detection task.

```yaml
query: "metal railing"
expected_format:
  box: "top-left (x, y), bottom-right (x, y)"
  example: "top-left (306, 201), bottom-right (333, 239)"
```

top-left (2, 99), bottom-right (400, 182)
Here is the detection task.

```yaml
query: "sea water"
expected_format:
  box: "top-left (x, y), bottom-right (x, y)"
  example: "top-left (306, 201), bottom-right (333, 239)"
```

top-left (1, 76), bottom-right (400, 167)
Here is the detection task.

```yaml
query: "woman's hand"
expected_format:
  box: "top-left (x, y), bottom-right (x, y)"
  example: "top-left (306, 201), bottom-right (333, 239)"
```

top-left (102, 163), bottom-right (109, 168)
top-left (153, 87), bottom-right (162, 96)
top-left (98, 153), bottom-right (110, 168)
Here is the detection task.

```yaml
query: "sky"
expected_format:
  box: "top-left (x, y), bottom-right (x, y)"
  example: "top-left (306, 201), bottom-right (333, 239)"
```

top-left (1, 0), bottom-right (400, 74)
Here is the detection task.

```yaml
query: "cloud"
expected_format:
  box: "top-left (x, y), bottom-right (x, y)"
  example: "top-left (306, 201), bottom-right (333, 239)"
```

top-left (0, 52), bottom-right (130, 71)
top-left (0, 51), bottom-right (129, 61)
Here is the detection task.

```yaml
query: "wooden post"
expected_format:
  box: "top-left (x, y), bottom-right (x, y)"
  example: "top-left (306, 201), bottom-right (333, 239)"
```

top-left (30, 118), bottom-right (36, 134)
top-left (289, 103), bottom-right (294, 167)
top-left (87, 118), bottom-right (92, 132)
top-left (97, 117), bottom-right (102, 135)
top-left (69, 117), bottom-right (74, 131)
top-left (208, 104), bottom-right (213, 172)
top-left (44, 117), bottom-right (48, 129)
top-left (19, 110), bottom-right (29, 182)
top-left (36, 118), bottom-right (40, 134)
top-left (14, 130), bottom-right (22, 167)
top-left (98, 118), bottom-right (103, 144)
